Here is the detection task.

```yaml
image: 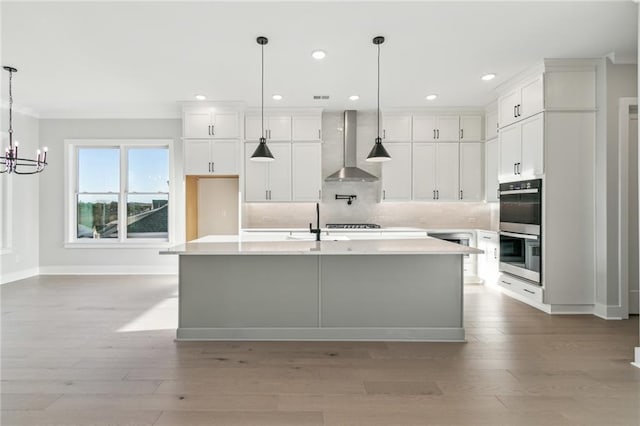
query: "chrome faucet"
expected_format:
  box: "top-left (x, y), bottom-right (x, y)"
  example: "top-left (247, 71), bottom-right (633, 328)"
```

top-left (309, 202), bottom-right (321, 242)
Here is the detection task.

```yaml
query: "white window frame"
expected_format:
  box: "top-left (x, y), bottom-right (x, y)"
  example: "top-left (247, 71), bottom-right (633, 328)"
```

top-left (64, 139), bottom-right (175, 248)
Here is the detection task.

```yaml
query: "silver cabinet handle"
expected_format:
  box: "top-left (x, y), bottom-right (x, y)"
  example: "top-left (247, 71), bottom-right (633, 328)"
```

top-left (269, 190), bottom-right (272, 200)
top-left (265, 190), bottom-right (268, 200)
top-left (382, 190), bottom-right (386, 200)
top-left (514, 105), bottom-right (517, 118)
top-left (460, 189), bottom-right (463, 200)
top-left (437, 129), bottom-right (440, 139)
top-left (433, 190), bottom-right (436, 200)
top-left (514, 163), bottom-right (517, 175)
top-left (436, 190), bottom-right (439, 199)
top-left (523, 288), bottom-right (535, 295)
top-left (211, 162), bottom-right (214, 173)
top-left (501, 279), bottom-right (512, 286)
top-left (211, 125), bottom-right (215, 136)
top-left (433, 129), bottom-right (436, 140)
top-left (517, 105), bottom-right (521, 117)
top-left (318, 129), bottom-right (321, 139)
top-left (318, 189), bottom-right (321, 199)
top-left (460, 128), bottom-right (464, 140)
top-left (494, 248), bottom-right (498, 259)
top-left (383, 129), bottom-right (386, 139)
top-left (208, 162), bottom-right (211, 172)
top-left (497, 188), bottom-right (500, 199)
top-left (208, 125), bottom-right (211, 136)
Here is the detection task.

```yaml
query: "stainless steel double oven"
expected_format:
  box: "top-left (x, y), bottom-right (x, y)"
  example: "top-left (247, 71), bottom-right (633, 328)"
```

top-left (499, 179), bottom-right (542, 284)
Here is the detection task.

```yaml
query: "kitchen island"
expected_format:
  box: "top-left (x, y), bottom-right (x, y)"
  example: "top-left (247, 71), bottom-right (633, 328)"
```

top-left (162, 235), bottom-right (481, 342)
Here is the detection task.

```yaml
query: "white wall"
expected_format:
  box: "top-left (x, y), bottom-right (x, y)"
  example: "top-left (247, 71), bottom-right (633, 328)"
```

top-left (243, 111), bottom-right (496, 230)
top-left (37, 119), bottom-right (183, 274)
top-left (0, 110), bottom-right (41, 284)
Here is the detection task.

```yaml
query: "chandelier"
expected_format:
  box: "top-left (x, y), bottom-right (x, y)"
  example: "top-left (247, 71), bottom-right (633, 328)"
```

top-left (0, 66), bottom-right (48, 175)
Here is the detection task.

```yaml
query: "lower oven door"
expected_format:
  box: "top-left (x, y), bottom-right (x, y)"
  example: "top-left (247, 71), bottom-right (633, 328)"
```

top-left (499, 231), bottom-right (541, 284)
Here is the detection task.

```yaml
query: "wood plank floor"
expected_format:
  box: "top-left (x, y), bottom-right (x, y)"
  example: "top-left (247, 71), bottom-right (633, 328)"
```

top-left (1, 275), bottom-right (638, 425)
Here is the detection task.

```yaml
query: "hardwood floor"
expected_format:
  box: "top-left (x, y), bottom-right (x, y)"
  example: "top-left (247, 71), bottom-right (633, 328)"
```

top-left (1, 275), bottom-right (638, 425)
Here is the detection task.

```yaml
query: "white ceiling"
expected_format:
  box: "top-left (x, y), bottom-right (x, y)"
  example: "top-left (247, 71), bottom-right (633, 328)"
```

top-left (1, 1), bottom-right (637, 118)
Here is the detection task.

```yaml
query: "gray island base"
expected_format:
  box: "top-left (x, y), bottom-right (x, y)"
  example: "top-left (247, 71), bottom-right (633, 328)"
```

top-left (163, 238), bottom-right (481, 342)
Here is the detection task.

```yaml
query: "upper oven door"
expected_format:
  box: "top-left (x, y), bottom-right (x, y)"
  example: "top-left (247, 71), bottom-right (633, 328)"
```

top-left (499, 179), bottom-right (542, 234)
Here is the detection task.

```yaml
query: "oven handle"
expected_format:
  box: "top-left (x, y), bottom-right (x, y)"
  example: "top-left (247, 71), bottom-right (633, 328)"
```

top-left (499, 188), bottom-right (539, 195)
top-left (499, 231), bottom-right (539, 240)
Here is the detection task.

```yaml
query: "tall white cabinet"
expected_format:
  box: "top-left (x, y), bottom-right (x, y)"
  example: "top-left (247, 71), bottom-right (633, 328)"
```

top-left (382, 143), bottom-right (412, 201)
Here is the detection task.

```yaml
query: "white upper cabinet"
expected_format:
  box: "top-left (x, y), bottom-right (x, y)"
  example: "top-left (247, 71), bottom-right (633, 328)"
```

top-left (436, 143), bottom-right (460, 201)
top-left (459, 115), bottom-right (483, 141)
top-left (183, 107), bottom-right (240, 139)
top-left (485, 109), bottom-right (499, 141)
top-left (485, 138), bottom-right (499, 202)
top-left (292, 115), bottom-right (322, 141)
top-left (412, 115), bottom-right (437, 141)
top-left (437, 116), bottom-right (461, 141)
top-left (292, 143), bottom-right (322, 201)
top-left (412, 143), bottom-right (437, 200)
top-left (183, 140), bottom-right (240, 175)
top-left (498, 113), bottom-right (543, 182)
top-left (244, 142), bottom-right (291, 202)
top-left (459, 142), bottom-right (483, 201)
top-left (382, 114), bottom-right (412, 142)
top-left (498, 74), bottom-right (544, 129)
top-left (381, 143), bottom-right (412, 201)
top-left (246, 115), bottom-right (292, 141)
top-left (412, 115), bottom-right (461, 141)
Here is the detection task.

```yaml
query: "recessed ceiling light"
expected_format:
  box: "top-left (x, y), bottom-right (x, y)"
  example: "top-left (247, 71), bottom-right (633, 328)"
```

top-left (272, 94), bottom-right (283, 101)
top-left (195, 94), bottom-right (206, 100)
top-left (481, 73), bottom-right (496, 81)
top-left (349, 95), bottom-right (360, 101)
top-left (311, 50), bottom-right (326, 60)
top-left (425, 94), bottom-right (438, 101)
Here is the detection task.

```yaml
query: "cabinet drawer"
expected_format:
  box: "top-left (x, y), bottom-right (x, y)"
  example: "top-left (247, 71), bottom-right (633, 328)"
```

top-left (498, 274), bottom-right (543, 303)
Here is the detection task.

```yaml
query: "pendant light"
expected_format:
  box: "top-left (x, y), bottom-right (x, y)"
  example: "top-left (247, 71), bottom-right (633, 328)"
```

top-left (0, 66), bottom-right (48, 174)
top-left (250, 36), bottom-right (275, 162)
top-left (366, 36), bottom-right (391, 162)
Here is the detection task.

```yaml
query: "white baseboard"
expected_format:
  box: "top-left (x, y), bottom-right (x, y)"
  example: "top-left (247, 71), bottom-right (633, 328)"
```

top-left (594, 303), bottom-right (625, 320)
top-left (548, 304), bottom-right (596, 315)
top-left (0, 267), bottom-right (40, 285)
top-left (633, 347), bottom-right (640, 369)
top-left (39, 265), bottom-right (178, 275)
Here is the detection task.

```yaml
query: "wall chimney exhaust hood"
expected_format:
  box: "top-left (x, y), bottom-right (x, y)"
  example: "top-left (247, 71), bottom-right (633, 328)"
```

top-left (325, 110), bottom-right (379, 182)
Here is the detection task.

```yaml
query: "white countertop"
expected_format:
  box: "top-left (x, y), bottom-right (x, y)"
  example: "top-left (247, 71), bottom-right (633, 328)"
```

top-left (161, 236), bottom-right (483, 256)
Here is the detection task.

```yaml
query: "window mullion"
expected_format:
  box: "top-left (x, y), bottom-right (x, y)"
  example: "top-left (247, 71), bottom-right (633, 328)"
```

top-left (120, 146), bottom-right (127, 243)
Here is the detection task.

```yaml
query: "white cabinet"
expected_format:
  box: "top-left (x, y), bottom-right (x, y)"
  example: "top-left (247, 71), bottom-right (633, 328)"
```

top-left (292, 115), bottom-right (322, 141)
top-left (498, 74), bottom-right (544, 129)
top-left (485, 110), bottom-right (499, 141)
top-left (382, 115), bottom-right (412, 142)
top-left (459, 143), bottom-right (483, 201)
top-left (498, 113), bottom-right (544, 182)
top-left (477, 231), bottom-right (499, 284)
top-left (381, 143), bottom-right (412, 201)
top-left (292, 143), bottom-right (322, 201)
top-left (244, 142), bottom-right (291, 202)
top-left (245, 115), bottom-right (292, 141)
top-left (183, 108), bottom-right (240, 139)
top-left (459, 115), bottom-right (483, 141)
top-left (412, 143), bottom-right (458, 201)
top-left (184, 140), bottom-right (240, 175)
top-left (412, 115), bottom-right (460, 141)
top-left (485, 138), bottom-right (499, 202)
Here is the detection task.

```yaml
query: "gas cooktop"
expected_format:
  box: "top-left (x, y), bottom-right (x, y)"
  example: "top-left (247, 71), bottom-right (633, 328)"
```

top-left (326, 224), bottom-right (381, 229)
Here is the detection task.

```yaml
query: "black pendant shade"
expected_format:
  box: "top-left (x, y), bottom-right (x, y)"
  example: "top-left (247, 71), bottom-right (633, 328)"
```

top-left (250, 36), bottom-right (275, 162)
top-left (251, 137), bottom-right (274, 162)
top-left (366, 36), bottom-right (391, 163)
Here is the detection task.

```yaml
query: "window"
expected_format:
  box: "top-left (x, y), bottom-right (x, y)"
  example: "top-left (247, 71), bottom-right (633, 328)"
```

top-left (66, 140), bottom-right (172, 245)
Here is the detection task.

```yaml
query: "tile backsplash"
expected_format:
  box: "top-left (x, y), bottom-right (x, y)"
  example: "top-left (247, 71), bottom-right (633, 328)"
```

top-left (243, 111), bottom-right (497, 230)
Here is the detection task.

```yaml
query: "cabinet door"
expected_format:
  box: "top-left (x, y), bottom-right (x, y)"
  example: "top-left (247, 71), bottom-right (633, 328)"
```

top-left (499, 90), bottom-right (520, 129)
top-left (520, 75), bottom-right (544, 120)
top-left (459, 143), bottom-right (483, 201)
top-left (244, 142), bottom-right (270, 202)
top-left (412, 115), bottom-right (437, 142)
top-left (460, 115), bottom-right (483, 141)
top-left (267, 143), bottom-right (292, 201)
top-left (183, 110), bottom-right (213, 139)
top-left (245, 115), bottom-right (263, 141)
top-left (382, 115), bottom-right (412, 142)
top-left (381, 143), bottom-right (412, 201)
top-left (292, 115), bottom-right (322, 141)
top-left (267, 116), bottom-right (292, 141)
top-left (210, 140), bottom-right (240, 175)
top-left (436, 116), bottom-right (460, 141)
top-left (412, 143), bottom-right (437, 200)
top-left (183, 140), bottom-right (211, 175)
top-left (485, 138), bottom-right (499, 202)
top-left (292, 143), bottom-right (322, 201)
top-left (520, 113), bottom-right (544, 177)
top-left (435, 143), bottom-right (460, 201)
top-left (498, 124), bottom-right (521, 181)
top-left (485, 110), bottom-right (499, 141)
top-left (212, 112), bottom-right (240, 139)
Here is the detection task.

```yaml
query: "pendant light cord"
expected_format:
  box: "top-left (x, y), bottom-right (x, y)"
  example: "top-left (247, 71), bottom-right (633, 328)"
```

top-left (261, 43), bottom-right (264, 141)
top-left (377, 42), bottom-right (380, 142)
top-left (8, 69), bottom-right (13, 148)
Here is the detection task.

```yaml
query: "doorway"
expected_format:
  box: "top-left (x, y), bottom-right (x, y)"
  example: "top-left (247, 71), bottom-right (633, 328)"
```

top-left (185, 176), bottom-right (239, 241)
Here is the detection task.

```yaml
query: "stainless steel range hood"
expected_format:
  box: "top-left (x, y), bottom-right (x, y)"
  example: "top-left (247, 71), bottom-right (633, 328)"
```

top-left (325, 110), bottom-right (379, 182)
